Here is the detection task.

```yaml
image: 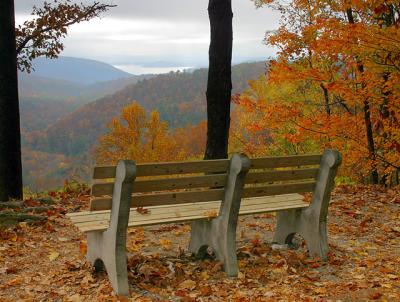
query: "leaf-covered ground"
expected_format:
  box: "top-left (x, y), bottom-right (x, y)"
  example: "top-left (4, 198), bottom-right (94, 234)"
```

top-left (0, 185), bottom-right (399, 301)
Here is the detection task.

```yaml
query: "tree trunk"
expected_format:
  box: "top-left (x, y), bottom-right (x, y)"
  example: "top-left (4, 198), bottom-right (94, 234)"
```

top-left (347, 7), bottom-right (379, 184)
top-left (0, 0), bottom-right (23, 201)
top-left (320, 83), bottom-right (331, 115)
top-left (363, 101), bottom-right (379, 184)
top-left (204, 0), bottom-right (233, 160)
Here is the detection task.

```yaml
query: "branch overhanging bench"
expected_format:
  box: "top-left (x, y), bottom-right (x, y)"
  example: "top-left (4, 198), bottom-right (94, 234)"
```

top-left (67, 150), bottom-right (341, 296)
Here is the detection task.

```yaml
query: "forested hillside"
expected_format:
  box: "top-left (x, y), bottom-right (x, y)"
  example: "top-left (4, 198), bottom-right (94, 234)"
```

top-left (41, 62), bottom-right (266, 156)
top-left (19, 73), bottom-right (152, 133)
top-left (21, 62), bottom-right (266, 189)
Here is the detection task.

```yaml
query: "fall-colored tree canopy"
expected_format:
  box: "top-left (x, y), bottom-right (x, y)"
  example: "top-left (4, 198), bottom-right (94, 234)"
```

top-left (231, 0), bottom-right (400, 184)
top-left (95, 102), bottom-right (206, 165)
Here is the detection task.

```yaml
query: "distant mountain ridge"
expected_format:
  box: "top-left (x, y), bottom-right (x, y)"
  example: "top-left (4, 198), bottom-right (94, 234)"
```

top-left (42, 62), bottom-right (267, 155)
top-left (30, 56), bottom-right (133, 85)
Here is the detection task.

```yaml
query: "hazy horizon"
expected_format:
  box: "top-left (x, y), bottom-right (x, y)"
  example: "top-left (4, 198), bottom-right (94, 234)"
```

top-left (15, 0), bottom-right (280, 73)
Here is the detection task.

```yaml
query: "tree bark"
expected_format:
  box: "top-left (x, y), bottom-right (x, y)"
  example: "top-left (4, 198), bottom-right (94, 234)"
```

top-left (204, 0), bottom-right (233, 160)
top-left (347, 7), bottom-right (379, 184)
top-left (363, 101), bottom-right (379, 184)
top-left (0, 0), bottom-right (23, 200)
top-left (320, 83), bottom-right (331, 116)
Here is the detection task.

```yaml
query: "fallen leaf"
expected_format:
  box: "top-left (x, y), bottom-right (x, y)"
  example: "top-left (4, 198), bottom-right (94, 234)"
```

top-left (79, 241), bottom-right (87, 255)
top-left (391, 227), bottom-right (400, 233)
top-left (159, 239), bottom-right (172, 250)
top-left (67, 294), bottom-right (82, 302)
top-left (136, 207), bottom-right (150, 214)
top-left (48, 251), bottom-right (59, 261)
top-left (178, 279), bottom-right (197, 291)
top-left (369, 292), bottom-right (383, 300)
top-left (204, 210), bottom-right (218, 219)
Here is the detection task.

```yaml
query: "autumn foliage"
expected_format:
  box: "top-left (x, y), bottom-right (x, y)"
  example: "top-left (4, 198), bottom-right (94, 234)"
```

top-left (232, 0), bottom-right (400, 184)
top-left (95, 102), bottom-right (206, 165)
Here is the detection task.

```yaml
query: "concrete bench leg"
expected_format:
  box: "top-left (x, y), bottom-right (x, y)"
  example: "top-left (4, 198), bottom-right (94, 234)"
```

top-left (273, 150), bottom-right (341, 260)
top-left (189, 154), bottom-right (250, 276)
top-left (86, 160), bottom-right (136, 296)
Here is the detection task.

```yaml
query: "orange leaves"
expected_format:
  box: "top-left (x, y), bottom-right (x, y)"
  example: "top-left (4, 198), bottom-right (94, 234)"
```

top-left (231, 0), bottom-right (400, 182)
top-left (204, 210), bottom-right (218, 219)
top-left (136, 207), bottom-right (150, 215)
top-left (79, 241), bottom-right (87, 255)
top-left (96, 102), bottom-right (207, 166)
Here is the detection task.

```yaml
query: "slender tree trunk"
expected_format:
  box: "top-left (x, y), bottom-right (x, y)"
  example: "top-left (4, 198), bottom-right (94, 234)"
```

top-left (320, 83), bottom-right (331, 115)
top-left (0, 0), bottom-right (23, 200)
top-left (363, 101), bottom-right (379, 184)
top-left (204, 0), bottom-right (233, 160)
top-left (347, 7), bottom-right (379, 184)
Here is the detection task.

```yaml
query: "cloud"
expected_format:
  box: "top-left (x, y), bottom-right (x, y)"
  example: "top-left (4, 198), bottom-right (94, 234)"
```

top-left (15, 0), bottom-right (279, 68)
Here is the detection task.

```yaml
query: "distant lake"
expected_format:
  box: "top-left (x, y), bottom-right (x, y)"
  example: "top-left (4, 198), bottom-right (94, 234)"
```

top-left (114, 64), bottom-right (193, 75)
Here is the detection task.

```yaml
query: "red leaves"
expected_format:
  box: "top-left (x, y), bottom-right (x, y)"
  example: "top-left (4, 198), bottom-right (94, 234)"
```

top-left (1, 185), bottom-right (400, 300)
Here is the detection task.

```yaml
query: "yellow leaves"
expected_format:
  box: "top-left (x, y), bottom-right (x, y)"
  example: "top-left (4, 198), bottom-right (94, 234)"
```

top-left (391, 226), bottom-right (400, 233)
top-left (236, 0), bottom-right (400, 182)
top-left (204, 210), bottom-right (218, 219)
top-left (159, 239), bottom-right (172, 250)
top-left (96, 102), bottom-right (201, 165)
top-left (48, 251), bottom-right (59, 261)
top-left (178, 279), bottom-right (197, 291)
top-left (67, 294), bottom-right (83, 302)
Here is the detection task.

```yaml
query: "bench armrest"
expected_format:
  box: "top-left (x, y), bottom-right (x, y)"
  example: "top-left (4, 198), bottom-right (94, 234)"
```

top-left (219, 153), bottom-right (251, 223)
top-left (108, 160), bottom-right (137, 234)
top-left (310, 149), bottom-right (342, 219)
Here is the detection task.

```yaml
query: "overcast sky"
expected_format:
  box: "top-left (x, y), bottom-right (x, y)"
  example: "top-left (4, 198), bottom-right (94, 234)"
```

top-left (15, 0), bottom-right (280, 73)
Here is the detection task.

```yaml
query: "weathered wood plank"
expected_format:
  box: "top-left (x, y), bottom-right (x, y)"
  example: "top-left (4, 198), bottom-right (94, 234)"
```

top-left (75, 196), bottom-right (308, 232)
top-left (93, 159), bottom-right (230, 179)
top-left (91, 174), bottom-right (227, 197)
top-left (73, 200), bottom-right (307, 226)
top-left (250, 154), bottom-right (321, 169)
top-left (90, 188), bottom-right (225, 211)
top-left (90, 179), bottom-right (314, 211)
top-left (91, 168), bottom-right (318, 198)
top-left (69, 194), bottom-right (305, 223)
top-left (245, 168), bottom-right (318, 184)
top-left (243, 181), bottom-right (316, 198)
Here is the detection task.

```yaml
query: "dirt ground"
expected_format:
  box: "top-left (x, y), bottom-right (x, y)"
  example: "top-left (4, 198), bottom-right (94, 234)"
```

top-left (0, 185), bottom-right (399, 301)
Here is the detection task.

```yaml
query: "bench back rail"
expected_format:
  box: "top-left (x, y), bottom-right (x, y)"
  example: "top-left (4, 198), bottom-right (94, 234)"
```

top-left (90, 154), bottom-right (324, 211)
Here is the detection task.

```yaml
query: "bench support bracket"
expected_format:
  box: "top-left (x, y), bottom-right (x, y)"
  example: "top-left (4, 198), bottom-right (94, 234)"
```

top-left (273, 150), bottom-right (341, 260)
top-left (189, 153), bottom-right (250, 276)
top-left (86, 160), bottom-right (136, 296)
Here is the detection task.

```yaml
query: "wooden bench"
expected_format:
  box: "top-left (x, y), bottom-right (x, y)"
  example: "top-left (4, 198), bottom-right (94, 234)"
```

top-left (67, 150), bottom-right (341, 296)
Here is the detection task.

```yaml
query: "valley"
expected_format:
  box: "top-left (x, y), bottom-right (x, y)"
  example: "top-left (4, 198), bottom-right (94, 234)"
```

top-left (20, 57), bottom-right (266, 190)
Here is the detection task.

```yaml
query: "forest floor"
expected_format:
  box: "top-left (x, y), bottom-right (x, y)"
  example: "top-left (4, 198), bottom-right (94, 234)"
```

top-left (0, 184), bottom-right (399, 302)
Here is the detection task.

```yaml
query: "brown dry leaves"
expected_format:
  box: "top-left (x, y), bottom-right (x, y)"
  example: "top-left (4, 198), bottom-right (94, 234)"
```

top-left (0, 184), bottom-right (399, 301)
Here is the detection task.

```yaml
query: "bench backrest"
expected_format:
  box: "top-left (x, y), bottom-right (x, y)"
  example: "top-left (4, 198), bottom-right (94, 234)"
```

top-left (90, 159), bottom-right (230, 211)
top-left (89, 154), bottom-right (322, 211)
top-left (243, 154), bottom-right (321, 198)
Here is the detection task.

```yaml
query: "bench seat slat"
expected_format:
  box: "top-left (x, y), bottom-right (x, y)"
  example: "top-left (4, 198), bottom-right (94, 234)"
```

top-left (68, 194), bottom-right (304, 223)
top-left (68, 194), bottom-right (307, 232)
